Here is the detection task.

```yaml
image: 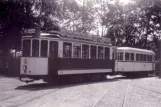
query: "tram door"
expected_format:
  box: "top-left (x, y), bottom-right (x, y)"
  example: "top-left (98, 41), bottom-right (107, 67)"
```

top-left (49, 41), bottom-right (58, 58)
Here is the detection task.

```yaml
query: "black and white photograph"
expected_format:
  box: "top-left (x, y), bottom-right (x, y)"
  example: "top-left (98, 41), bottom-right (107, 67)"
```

top-left (0, 0), bottom-right (161, 107)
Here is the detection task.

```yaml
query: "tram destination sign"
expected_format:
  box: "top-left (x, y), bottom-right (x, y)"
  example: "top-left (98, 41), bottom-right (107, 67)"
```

top-left (24, 28), bottom-right (40, 36)
top-left (24, 29), bottom-right (35, 34)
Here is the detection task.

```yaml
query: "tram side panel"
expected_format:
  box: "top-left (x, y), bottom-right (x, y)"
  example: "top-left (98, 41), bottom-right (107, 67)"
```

top-left (20, 57), bottom-right (115, 82)
top-left (115, 61), bottom-right (135, 72)
top-left (48, 58), bottom-right (115, 76)
top-left (115, 61), bottom-right (155, 73)
top-left (135, 62), bottom-right (154, 71)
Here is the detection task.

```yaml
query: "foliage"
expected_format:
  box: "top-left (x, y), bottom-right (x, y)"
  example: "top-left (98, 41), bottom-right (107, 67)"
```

top-left (0, 0), bottom-right (34, 52)
top-left (1, 0), bottom-right (161, 58)
top-left (103, 0), bottom-right (161, 55)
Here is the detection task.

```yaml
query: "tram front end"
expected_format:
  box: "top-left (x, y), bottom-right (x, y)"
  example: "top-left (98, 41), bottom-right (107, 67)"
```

top-left (20, 57), bottom-right (48, 83)
top-left (19, 29), bottom-right (60, 83)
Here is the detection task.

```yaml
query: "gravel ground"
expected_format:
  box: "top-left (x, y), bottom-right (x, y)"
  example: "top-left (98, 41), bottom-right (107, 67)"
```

top-left (0, 75), bottom-right (161, 107)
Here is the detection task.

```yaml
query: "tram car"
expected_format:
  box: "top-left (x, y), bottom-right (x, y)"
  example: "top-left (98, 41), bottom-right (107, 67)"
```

top-left (20, 28), bottom-right (116, 83)
top-left (115, 47), bottom-right (155, 76)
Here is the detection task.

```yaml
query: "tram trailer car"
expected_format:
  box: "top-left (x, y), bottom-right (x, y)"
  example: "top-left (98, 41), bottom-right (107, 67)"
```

top-left (115, 47), bottom-right (156, 76)
top-left (20, 28), bottom-right (115, 83)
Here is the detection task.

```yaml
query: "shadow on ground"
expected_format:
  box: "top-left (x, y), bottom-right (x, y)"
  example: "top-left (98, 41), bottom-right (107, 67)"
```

top-left (15, 76), bottom-right (119, 91)
top-left (116, 74), bottom-right (156, 80)
top-left (15, 82), bottom-right (58, 91)
top-left (15, 74), bottom-right (157, 91)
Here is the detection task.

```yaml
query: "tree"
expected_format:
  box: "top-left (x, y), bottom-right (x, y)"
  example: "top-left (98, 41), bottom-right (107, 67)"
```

top-left (103, 0), bottom-right (161, 54)
top-left (0, 0), bottom-right (34, 52)
top-left (0, 0), bottom-right (62, 52)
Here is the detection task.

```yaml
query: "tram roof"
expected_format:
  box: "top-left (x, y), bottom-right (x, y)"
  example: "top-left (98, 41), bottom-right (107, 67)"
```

top-left (22, 28), bottom-right (111, 45)
top-left (117, 47), bottom-right (155, 54)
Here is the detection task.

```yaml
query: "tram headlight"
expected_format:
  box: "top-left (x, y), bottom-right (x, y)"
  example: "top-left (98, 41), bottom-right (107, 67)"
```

top-left (23, 65), bottom-right (27, 72)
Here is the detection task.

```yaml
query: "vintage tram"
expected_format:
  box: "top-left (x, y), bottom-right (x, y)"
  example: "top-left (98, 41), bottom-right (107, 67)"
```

top-left (20, 28), bottom-right (156, 83)
top-left (115, 47), bottom-right (155, 76)
top-left (20, 28), bottom-right (116, 83)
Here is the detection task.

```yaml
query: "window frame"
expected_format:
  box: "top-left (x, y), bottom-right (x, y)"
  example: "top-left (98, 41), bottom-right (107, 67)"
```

top-left (136, 53), bottom-right (139, 61)
top-left (131, 53), bottom-right (134, 61)
top-left (143, 54), bottom-right (146, 61)
top-left (90, 45), bottom-right (97, 59)
top-left (63, 42), bottom-right (72, 58)
top-left (117, 52), bottom-right (123, 61)
top-left (105, 47), bottom-right (110, 59)
top-left (140, 54), bottom-right (143, 61)
top-left (125, 52), bottom-right (130, 61)
top-left (120, 52), bottom-right (123, 61)
top-left (49, 41), bottom-right (58, 58)
top-left (98, 46), bottom-right (104, 59)
top-left (32, 39), bottom-right (39, 57)
top-left (73, 42), bottom-right (81, 58)
top-left (41, 40), bottom-right (48, 57)
top-left (150, 55), bottom-right (152, 61)
top-left (22, 39), bottom-right (31, 57)
top-left (82, 44), bottom-right (89, 59)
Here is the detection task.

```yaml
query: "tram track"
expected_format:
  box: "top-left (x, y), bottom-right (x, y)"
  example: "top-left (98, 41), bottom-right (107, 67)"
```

top-left (0, 88), bottom-right (16, 93)
top-left (0, 88), bottom-right (60, 107)
top-left (0, 84), bottom-right (58, 101)
top-left (16, 88), bottom-right (61, 107)
top-left (1, 77), bottom-right (159, 107)
top-left (132, 84), bottom-right (161, 95)
top-left (0, 83), bottom-right (73, 107)
top-left (91, 82), bottom-right (118, 107)
top-left (121, 81), bottom-right (131, 107)
top-left (91, 78), bottom-right (134, 107)
top-left (0, 78), bottom-right (21, 84)
top-left (121, 79), bottom-right (161, 107)
top-left (0, 84), bottom-right (25, 93)
top-left (0, 90), bottom-right (31, 102)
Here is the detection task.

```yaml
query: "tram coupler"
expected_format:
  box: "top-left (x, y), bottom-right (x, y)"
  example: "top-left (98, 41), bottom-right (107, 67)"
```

top-left (19, 77), bottom-right (34, 83)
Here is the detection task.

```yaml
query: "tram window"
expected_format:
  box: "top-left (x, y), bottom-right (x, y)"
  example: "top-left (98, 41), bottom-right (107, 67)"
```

top-left (117, 52), bottom-right (123, 61)
top-left (147, 55), bottom-right (150, 61)
top-left (41, 40), bottom-right (48, 57)
top-left (117, 52), bottom-right (120, 60)
top-left (149, 55), bottom-right (152, 61)
top-left (98, 46), bottom-right (104, 59)
top-left (153, 55), bottom-right (155, 61)
top-left (32, 40), bottom-right (39, 57)
top-left (136, 54), bottom-right (139, 61)
top-left (49, 41), bottom-right (58, 58)
top-left (73, 43), bottom-right (81, 58)
top-left (125, 53), bottom-right (130, 61)
top-left (131, 53), bottom-right (134, 61)
top-left (120, 52), bottom-right (123, 60)
top-left (140, 54), bottom-right (143, 61)
top-left (105, 47), bottom-right (110, 59)
top-left (143, 54), bottom-right (146, 61)
top-left (22, 40), bottom-right (31, 57)
top-left (90, 46), bottom-right (96, 59)
top-left (63, 42), bottom-right (72, 58)
top-left (82, 44), bottom-right (89, 59)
